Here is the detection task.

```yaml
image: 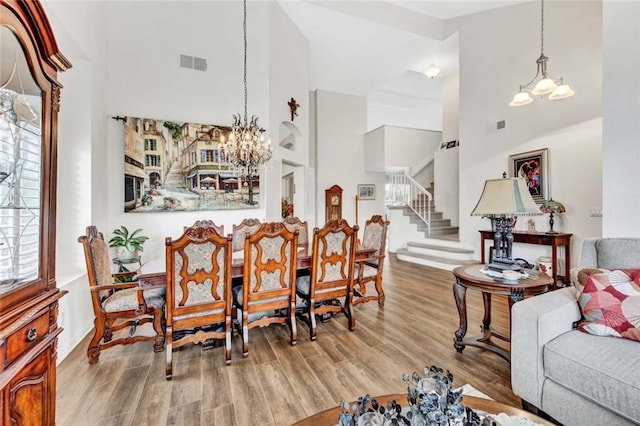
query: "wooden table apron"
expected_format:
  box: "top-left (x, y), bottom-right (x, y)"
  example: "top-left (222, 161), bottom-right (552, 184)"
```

top-left (137, 245), bottom-right (376, 282)
top-left (452, 265), bottom-right (552, 363)
top-left (292, 394), bottom-right (554, 426)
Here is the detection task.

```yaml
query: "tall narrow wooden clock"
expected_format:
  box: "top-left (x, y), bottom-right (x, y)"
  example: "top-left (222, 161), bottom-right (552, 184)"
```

top-left (325, 185), bottom-right (343, 223)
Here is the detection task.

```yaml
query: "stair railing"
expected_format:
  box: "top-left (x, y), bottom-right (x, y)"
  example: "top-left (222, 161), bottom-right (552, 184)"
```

top-left (386, 170), bottom-right (432, 235)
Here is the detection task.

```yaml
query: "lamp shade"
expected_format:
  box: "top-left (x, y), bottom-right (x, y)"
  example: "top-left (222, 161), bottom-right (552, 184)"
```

top-left (548, 84), bottom-right (575, 100)
top-left (531, 77), bottom-right (558, 95)
top-left (509, 91), bottom-right (533, 107)
top-left (471, 177), bottom-right (542, 216)
top-left (539, 198), bottom-right (566, 214)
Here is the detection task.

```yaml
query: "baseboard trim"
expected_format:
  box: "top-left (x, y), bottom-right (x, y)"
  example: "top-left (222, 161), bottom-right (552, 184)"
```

top-left (57, 325), bottom-right (92, 365)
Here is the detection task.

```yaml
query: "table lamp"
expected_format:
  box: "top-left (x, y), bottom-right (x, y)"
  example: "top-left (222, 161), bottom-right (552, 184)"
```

top-left (539, 198), bottom-right (565, 234)
top-left (471, 175), bottom-right (542, 271)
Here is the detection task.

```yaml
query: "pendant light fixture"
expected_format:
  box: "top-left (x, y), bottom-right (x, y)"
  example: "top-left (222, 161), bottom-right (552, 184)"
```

top-left (509, 0), bottom-right (575, 107)
top-left (219, 0), bottom-right (272, 205)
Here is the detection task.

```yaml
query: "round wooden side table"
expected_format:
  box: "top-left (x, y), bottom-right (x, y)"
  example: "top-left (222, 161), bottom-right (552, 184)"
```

top-left (452, 264), bottom-right (553, 363)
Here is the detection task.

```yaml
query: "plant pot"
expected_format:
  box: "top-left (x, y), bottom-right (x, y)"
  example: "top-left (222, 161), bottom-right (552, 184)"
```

top-left (114, 247), bottom-right (139, 261)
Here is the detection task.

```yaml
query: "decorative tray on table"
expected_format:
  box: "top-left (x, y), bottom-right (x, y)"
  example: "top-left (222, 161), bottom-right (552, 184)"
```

top-left (481, 268), bottom-right (529, 281)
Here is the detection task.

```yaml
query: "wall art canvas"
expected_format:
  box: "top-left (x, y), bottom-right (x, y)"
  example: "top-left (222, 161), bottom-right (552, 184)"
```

top-left (508, 148), bottom-right (548, 203)
top-left (121, 116), bottom-right (261, 212)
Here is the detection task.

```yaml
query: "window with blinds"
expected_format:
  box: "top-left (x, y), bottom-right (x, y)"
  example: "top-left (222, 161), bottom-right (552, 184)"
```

top-left (0, 98), bottom-right (41, 291)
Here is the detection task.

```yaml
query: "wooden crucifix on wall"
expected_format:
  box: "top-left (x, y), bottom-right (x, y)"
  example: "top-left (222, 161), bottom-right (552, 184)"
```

top-left (287, 97), bottom-right (300, 121)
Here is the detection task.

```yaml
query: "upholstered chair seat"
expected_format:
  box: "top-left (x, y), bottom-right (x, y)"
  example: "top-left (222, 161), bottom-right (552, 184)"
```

top-left (102, 287), bottom-right (165, 312)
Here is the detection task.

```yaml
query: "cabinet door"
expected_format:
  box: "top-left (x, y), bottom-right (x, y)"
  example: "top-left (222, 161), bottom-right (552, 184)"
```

top-left (0, 0), bottom-right (70, 315)
top-left (7, 348), bottom-right (52, 426)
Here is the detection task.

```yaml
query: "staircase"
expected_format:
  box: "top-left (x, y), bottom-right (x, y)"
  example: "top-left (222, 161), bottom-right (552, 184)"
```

top-left (387, 184), bottom-right (478, 271)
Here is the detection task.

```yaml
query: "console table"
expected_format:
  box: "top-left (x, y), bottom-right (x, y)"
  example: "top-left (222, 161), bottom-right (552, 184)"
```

top-left (479, 230), bottom-right (572, 289)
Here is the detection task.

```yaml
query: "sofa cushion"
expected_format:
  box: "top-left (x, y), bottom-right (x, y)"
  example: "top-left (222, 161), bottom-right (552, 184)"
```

top-left (577, 269), bottom-right (640, 341)
top-left (544, 330), bottom-right (640, 424)
top-left (570, 267), bottom-right (610, 296)
top-left (595, 238), bottom-right (640, 269)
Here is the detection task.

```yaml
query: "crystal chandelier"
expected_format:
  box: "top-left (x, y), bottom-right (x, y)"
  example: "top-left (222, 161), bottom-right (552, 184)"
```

top-left (509, 0), bottom-right (575, 107)
top-left (219, 0), bottom-right (272, 180)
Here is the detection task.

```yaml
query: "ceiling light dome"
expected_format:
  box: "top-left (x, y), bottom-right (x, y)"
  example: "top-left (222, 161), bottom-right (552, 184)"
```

top-left (424, 64), bottom-right (440, 79)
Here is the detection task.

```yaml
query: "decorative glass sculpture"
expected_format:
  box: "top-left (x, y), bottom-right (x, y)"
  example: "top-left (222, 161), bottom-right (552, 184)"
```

top-left (338, 365), bottom-right (492, 426)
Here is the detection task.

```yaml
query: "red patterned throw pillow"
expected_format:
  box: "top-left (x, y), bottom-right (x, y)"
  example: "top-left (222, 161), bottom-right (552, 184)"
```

top-left (577, 269), bottom-right (640, 342)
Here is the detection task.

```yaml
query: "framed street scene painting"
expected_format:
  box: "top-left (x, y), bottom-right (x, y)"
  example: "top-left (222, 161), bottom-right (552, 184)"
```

top-left (120, 116), bottom-right (262, 212)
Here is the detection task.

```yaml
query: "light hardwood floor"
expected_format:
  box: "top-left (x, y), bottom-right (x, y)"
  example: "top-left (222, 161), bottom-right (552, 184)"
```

top-left (57, 256), bottom-right (517, 425)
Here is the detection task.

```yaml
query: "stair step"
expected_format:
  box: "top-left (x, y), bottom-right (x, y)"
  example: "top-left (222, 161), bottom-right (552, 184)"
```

top-left (396, 248), bottom-right (478, 271)
top-left (416, 219), bottom-right (451, 228)
top-left (428, 226), bottom-right (459, 236)
top-left (407, 242), bottom-right (474, 261)
top-left (407, 210), bottom-right (444, 221)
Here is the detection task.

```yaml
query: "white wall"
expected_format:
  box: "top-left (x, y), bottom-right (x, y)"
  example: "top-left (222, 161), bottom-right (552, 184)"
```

top-left (602, 1), bottom-right (640, 238)
top-left (269, 2), bottom-right (309, 167)
top-left (367, 99), bottom-right (442, 132)
top-left (450, 1), bottom-right (603, 266)
top-left (314, 90), bottom-right (385, 228)
top-left (434, 72), bottom-right (460, 225)
top-left (45, 0), bottom-right (110, 363)
top-left (364, 127), bottom-right (385, 172)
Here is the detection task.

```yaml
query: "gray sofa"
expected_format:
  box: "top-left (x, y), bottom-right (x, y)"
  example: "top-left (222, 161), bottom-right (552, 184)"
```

top-left (511, 238), bottom-right (640, 426)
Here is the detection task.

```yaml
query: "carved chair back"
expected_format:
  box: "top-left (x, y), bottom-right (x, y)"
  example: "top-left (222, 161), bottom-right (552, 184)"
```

top-left (232, 218), bottom-right (262, 252)
top-left (297, 219), bottom-right (359, 340)
top-left (354, 215), bottom-right (390, 306)
top-left (362, 215), bottom-right (389, 261)
top-left (282, 216), bottom-right (309, 246)
top-left (80, 226), bottom-right (116, 304)
top-left (238, 222), bottom-right (298, 356)
top-left (164, 220), bottom-right (233, 376)
top-left (309, 219), bottom-right (358, 302)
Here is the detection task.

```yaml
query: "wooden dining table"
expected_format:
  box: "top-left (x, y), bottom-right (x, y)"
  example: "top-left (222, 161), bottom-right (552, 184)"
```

top-left (136, 244), bottom-right (376, 286)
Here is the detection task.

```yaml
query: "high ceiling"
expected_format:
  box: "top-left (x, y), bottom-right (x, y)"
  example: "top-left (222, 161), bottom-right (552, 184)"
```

top-left (278, 0), bottom-right (531, 112)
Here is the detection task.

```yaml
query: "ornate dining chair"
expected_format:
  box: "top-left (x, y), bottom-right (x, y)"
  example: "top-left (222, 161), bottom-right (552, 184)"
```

top-left (232, 218), bottom-right (262, 252)
top-left (233, 222), bottom-right (298, 357)
top-left (354, 215), bottom-right (390, 306)
top-left (164, 220), bottom-right (233, 379)
top-left (78, 226), bottom-right (165, 364)
top-left (282, 216), bottom-right (309, 246)
top-left (296, 219), bottom-right (359, 341)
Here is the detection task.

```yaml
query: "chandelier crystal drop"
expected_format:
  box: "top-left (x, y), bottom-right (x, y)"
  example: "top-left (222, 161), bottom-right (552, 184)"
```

top-left (219, 0), bottom-right (272, 180)
top-left (509, 0), bottom-right (575, 107)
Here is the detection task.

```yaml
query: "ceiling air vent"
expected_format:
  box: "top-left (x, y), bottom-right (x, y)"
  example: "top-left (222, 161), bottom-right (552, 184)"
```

top-left (179, 54), bottom-right (207, 72)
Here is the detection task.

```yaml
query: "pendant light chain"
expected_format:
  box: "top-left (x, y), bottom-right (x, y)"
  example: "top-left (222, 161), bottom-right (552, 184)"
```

top-left (540, 0), bottom-right (544, 55)
top-left (243, 0), bottom-right (248, 127)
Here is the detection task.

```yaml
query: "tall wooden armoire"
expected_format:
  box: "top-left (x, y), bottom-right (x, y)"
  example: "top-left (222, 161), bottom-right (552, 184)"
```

top-left (0, 0), bottom-right (70, 424)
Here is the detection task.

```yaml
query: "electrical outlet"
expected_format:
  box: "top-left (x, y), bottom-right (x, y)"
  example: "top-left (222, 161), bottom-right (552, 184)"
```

top-left (590, 208), bottom-right (603, 217)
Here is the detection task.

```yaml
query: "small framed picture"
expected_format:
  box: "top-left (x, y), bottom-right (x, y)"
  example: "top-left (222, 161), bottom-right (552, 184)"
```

top-left (446, 140), bottom-right (458, 149)
top-left (357, 184), bottom-right (376, 200)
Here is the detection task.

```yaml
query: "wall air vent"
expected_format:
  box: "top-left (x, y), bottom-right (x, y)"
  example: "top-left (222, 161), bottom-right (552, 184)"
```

top-left (179, 54), bottom-right (207, 72)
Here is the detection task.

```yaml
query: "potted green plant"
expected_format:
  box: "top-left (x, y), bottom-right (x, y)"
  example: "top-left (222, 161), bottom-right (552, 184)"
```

top-left (108, 226), bottom-right (148, 261)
